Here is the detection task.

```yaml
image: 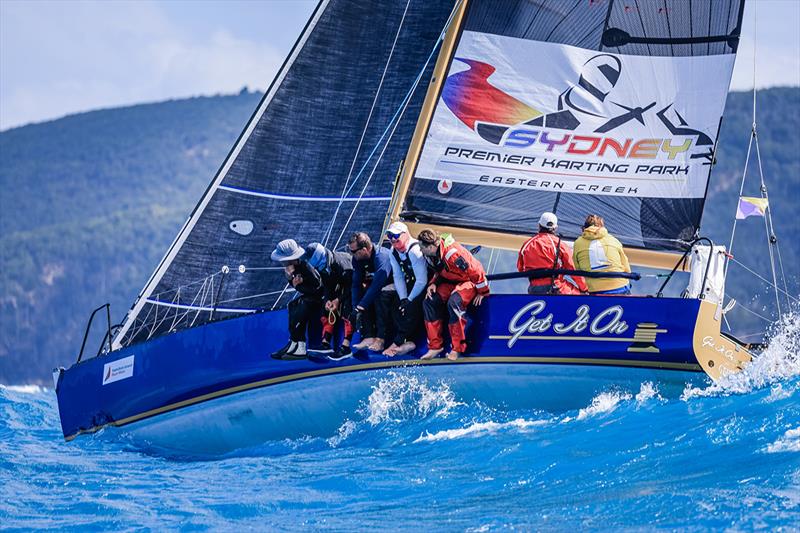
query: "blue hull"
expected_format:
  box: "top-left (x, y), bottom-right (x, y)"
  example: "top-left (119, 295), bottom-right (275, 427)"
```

top-left (55, 294), bottom-right (705, 451)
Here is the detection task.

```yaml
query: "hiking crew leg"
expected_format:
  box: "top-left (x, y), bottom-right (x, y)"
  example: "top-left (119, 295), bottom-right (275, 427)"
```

top-left (359, 304), bottom-right (378, 338)
top-left (288, 295), bottom-right (319, 343)
top-left (424, 283), bottom-right (454, 350)
top-left (397, 294), bottom-right (424, 345)
top-left (446, 282), bottom-right (477, 353)
top-left (375, 288), bottom-right (396, 341)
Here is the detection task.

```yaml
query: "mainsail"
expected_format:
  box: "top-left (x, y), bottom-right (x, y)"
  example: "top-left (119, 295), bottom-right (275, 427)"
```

top-left (395, 0), bottom-right (745, 254)
top-left (114, 0), bottom-right (459, 349)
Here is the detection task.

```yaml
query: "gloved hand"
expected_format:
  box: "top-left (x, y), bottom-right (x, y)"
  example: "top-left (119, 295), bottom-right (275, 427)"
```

top-left (349, 307), bottom-right (364, 328)
top-left (398, 298), bottom-right (411, 316)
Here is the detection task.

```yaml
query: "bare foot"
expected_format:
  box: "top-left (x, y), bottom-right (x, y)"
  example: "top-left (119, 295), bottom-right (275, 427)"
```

top-left (420, 348), bottom-right (443, 360)
top-left (383, 343), bottom-right (400, 357)
top-left (368, 338), bottom-right (385, 352)
top-left (446, 350), bottom-right (461, 361)
top-left (393, 342), bottom-right (416, 356)
top-left (352, 338), bottom-right (375, 351)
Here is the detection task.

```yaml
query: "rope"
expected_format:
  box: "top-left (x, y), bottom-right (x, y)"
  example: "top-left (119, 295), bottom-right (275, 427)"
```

top-left (321, 0), bottom-right (412, 247)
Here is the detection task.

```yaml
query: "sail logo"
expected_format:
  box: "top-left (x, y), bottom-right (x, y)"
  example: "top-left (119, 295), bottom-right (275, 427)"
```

top-left (442, 54), bottom-right (714, 164)
top-left (505, 300), bottom-right (629, 348)
top-left (102, 355), bottom-right (135, 385)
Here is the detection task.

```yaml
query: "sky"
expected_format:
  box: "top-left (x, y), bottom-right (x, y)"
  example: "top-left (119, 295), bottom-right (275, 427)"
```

top-left (1, 0), bottom-right (798, 131)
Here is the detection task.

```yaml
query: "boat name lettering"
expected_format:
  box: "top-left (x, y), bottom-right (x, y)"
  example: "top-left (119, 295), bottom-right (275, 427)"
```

top-left (507, 301), bottom-right (629, 348)
top-left (701, 336), bottom-right (735, 361)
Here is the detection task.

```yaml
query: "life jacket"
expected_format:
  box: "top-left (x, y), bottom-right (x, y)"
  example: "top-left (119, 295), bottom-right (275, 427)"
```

top-left (392, 241), bottom-right (420, 290)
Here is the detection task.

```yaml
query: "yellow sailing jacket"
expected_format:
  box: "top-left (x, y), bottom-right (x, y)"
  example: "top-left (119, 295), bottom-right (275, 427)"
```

top-left (572, 226), bottom-right (631, 293)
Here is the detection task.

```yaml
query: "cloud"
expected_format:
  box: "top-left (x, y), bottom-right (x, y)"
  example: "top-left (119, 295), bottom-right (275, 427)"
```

top-left (0, 0), bottom-right (285, 130)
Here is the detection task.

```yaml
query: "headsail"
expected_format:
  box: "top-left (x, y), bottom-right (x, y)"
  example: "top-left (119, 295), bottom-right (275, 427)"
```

top-left (114, 0), bottom-right (459, 349)
top-left (395, 0), bottom-right (745, 253)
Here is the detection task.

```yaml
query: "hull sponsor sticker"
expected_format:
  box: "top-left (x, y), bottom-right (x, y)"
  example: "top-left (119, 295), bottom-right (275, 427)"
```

top-left (102, 355), bottom-right (135, 385)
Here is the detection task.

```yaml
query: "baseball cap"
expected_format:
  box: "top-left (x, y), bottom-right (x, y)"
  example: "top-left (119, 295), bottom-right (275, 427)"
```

top-left (538, 212), bottom-right (558, 229)
top-left (386, 221), bottom-right (409, 236)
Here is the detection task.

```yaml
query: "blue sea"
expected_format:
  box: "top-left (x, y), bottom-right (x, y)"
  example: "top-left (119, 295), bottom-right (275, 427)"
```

top-left (2, 317), bottom-right (799, 531)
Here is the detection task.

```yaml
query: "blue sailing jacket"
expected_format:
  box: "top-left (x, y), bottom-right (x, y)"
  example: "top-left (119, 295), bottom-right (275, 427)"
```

top-left (352, 246), bottom-right (393, 309)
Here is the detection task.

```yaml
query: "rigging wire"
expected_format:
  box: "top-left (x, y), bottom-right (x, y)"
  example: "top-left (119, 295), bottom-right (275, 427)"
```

top-left (319, 0), bottom-right (463, 251)
top-left (321, 0), bottom-right (413, 248)
top-left (331, 1), bottom-right (461, 249)
top-left (723, 1), bottom-right (786, 322)
top-left (729, 259), bottom-right (797, 304)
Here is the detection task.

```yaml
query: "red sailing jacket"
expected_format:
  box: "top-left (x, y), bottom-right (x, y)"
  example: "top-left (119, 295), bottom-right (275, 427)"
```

top-left (517, 232), bottom-right (588, 293)
top-left (430, 234), bottom-right (490, 295)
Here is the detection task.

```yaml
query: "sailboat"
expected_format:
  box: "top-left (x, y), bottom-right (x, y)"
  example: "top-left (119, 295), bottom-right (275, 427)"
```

top-left (53, 0), bottom-right (757, 454)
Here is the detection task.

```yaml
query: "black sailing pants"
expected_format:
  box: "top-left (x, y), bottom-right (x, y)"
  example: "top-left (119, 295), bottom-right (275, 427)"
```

top-left (392, 293), bottom-right (423, 345)
top-left (288, 294), bottom-right (322, 342)
top-left (359, 289), bottom-right (395, 340)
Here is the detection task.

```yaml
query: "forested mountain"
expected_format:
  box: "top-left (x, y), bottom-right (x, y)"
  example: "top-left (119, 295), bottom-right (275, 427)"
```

top-left (1, 88), bottom-right (797, 384)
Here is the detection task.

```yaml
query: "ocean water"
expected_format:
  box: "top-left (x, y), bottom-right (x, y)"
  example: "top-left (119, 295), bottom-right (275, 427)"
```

top-left (2, 316), bottom-right (799, 531)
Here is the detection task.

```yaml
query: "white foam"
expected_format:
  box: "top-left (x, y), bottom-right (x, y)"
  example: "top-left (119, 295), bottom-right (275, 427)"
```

top-left (682, 310), bottom-right (800, 400)
top-left (364, 372), bottom-right (462, 425)
top-left (576, 390), bottom-right (632, 421)
top-left (414, 418), bottom-right (547, 443)
top-left (0, 384), bottom-right (47, 394)
top-left (327, 419), bottom-right (357, 447)
top-left (635, 381), bottom-right (662, 404)
top-left (765, 427), bottom-right (800, 453)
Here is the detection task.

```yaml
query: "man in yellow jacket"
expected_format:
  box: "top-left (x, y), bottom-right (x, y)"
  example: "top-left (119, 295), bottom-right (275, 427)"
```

top-left (572, 215), bottom-right (632, 295)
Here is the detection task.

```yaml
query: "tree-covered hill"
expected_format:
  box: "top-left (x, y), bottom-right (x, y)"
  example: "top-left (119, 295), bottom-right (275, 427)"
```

top-left (0, 88), bottom-right (797, 384)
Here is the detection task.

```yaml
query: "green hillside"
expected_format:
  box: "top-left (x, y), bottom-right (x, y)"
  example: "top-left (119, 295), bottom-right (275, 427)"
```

top-left (1, 88), bottom-right (797, 384)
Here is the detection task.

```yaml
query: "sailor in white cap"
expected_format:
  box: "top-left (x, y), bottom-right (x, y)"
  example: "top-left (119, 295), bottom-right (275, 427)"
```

top-left (517, 213), bottom-right (588, 295)
top-left (383, 221), bottom-right (428, 356)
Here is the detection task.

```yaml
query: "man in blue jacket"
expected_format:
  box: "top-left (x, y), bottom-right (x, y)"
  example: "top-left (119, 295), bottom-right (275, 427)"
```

top-left (348, 232), bottom-right (394, 352)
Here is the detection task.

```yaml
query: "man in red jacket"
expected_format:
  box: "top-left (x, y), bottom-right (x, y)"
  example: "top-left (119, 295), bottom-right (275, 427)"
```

top-left (417, 229), bottom-right (490, 361)
top-left (517, 212), bottom-right (588, 295)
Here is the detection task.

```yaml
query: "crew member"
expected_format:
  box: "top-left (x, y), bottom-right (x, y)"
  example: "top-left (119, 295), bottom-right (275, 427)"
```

top-left (270, 239), bottom-right (323, 360)
top-left (348, 232), bottom-right (394, 352)
top-left (517, 212), bottom-right (588, 295)
top-left (418, 229), bottom-right (489, 361)
top-left (572, 214), bottom-right (632, 295)
top-left (305, 242), bottom-right (355, 359)
top-left (383, 222), bottom-right (428, 357)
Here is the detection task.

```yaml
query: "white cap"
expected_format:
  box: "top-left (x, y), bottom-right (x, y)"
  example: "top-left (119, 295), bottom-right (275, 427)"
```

top-left (386, 221), bottom-right (409, 235)
top-left (538, 212), bottom-right (558, 229)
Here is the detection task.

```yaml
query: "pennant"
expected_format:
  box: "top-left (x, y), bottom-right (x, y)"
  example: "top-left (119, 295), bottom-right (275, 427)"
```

top-left (735, 196), bottom-right (769, 220)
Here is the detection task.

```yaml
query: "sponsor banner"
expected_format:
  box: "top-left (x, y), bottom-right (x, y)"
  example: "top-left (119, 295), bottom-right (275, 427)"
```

top-left (415, 31), bottom-right (735, 199)
top-left (102, 355), bottom-right (135, 385)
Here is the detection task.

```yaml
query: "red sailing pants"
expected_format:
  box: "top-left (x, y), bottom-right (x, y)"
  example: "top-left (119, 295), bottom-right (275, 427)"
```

top-left (321, 314), bottom-right (354, 341)
top-left (423, 281), bottom-right (477, 352)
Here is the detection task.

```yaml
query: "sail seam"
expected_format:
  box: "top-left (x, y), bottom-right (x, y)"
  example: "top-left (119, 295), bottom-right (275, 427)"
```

top-left (218, 185), bottom-right (390, 202)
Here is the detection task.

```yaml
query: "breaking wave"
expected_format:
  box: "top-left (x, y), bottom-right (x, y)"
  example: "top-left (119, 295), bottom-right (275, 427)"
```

top-left (682, 309), bottom-right (800, 400)
top-left (362, 371), bottom-right (462, 425)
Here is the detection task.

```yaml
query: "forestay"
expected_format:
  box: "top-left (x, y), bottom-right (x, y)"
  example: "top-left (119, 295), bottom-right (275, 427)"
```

top-left (400, 0), bottom-right (745, 252)
top-left (114, 0), bottom-right (458, 349)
